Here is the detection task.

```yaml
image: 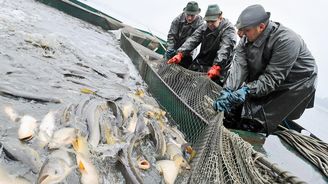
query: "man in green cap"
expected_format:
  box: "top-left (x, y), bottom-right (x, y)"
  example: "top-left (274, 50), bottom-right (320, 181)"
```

top-left (213, 4), bottom-right (318, 134)
top-left (165, 1), bottom-right (204, 68)
top-left (168, 4), bottom-right (237, 86)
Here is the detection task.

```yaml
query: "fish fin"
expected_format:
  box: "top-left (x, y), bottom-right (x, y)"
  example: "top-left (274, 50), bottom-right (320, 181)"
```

top-left (79, 161), bottom-right (86, 172)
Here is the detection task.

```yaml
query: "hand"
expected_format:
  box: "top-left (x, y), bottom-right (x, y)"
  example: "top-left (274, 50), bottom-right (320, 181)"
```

top-left (212, 87), bottom-right (249, 112)
top-left (167, 52), bottom-right (183, 64)
top-left (165, 49), bottom-right (176, 59)
top-left (213, 88), bottom-right (233, 112)
top-left (207, 65), bottom-right (221, 79)
top-left (227, 86), bottom-right (249, 105)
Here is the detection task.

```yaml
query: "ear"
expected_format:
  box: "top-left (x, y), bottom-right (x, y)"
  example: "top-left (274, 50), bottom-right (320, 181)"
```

top-left (259, 23), bottom-right (266, 31)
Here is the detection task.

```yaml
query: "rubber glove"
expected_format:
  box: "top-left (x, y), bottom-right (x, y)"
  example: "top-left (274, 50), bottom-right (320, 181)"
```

top-left (165, 49), bottom-right (176, 59)
top-left (213, 88), bottom-right (233, 112)
top-left (207, 65), bottom-right (221, 79)
top-left (227, 86), bottom-right (249, 105)
top-left (213, 86), bottom-right (249, 112)
top-left (167, 52), bottom-right (183, 64)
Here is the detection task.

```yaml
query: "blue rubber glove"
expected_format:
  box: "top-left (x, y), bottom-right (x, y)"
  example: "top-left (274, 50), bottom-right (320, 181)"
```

top-left (213, 86), bottom-right (249, 112)
top-left (213, 88), bottom-right (233, 112)
top-left (226, 86), bottom-right (249, 105)
top-left (165, 49), bottom-right (176, 59)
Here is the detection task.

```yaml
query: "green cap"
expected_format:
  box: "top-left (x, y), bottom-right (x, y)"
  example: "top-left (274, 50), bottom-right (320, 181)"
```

top-left (204, 4), bottom-right (222, 21)
top-left (183, 1), bottom-right (201, 15)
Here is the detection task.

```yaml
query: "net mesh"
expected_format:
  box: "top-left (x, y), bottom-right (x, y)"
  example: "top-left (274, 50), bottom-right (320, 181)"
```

top-left (157, 64), bottom-right (304, 183)
top-left (119, 32), bottom-right (305, 183)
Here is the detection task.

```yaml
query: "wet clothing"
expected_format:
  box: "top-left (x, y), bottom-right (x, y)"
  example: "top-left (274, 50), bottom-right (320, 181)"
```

top-left (225, 21), bottom-right (317, 134)
top-left (167, 13), bottom-right (204, 52)
top-left (178, 18), bottom-right (237, 85)
top-left (167, 13), bottom-right (204, 69)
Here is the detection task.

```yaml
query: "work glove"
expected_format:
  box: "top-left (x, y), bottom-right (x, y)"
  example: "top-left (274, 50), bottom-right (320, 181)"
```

top-left (213, 86), bottom-right (249, 112)
top-left (207, 65), bottom-right (221, 79)
top-left (227, 86), bottom-right (249, 105)
top-left (165, 49), bottom-right (176, 60)
top-left (213, 88), bottom-right (233, 112)
top-left (167, 52), bottom-right (183, 64)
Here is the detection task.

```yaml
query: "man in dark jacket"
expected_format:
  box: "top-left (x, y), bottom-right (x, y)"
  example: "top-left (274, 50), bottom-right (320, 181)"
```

top-left (165, 1), bottom-right (204, 68)
top-left (213, 4), bottom-right (318, 134)
top-left (168, 4), bottom-right (237, 86)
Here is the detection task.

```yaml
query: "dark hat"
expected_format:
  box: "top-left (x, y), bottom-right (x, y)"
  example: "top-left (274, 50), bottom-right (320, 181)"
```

top-left (183, 1), bottom-right (201, 15)
top-left (235, 4), bottom-right (270, 29)
top-left (204, 4), bottom-right (222, 21)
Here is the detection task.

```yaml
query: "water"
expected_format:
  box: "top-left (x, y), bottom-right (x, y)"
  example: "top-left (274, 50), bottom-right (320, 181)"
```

top-left (0, 0), bottom-right (150, 183)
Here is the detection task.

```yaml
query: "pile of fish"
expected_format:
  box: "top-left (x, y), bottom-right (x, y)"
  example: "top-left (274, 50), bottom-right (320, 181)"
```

top-left (0, 90), bottom-right (193, 184)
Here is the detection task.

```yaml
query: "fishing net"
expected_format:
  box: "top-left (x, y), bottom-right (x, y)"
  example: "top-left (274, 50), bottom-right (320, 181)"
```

top-left (157, 64), bottom-right (305, 183)
top-left (120, 32), bottom-right (305, 183)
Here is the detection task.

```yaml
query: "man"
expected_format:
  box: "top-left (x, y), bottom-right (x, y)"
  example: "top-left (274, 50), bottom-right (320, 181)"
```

top-left (168, 4), bottom-right (237, 86)
top-left (165, 1), bottom-right (204, 68)
top-left (213, 5), bottom-right (318, 134)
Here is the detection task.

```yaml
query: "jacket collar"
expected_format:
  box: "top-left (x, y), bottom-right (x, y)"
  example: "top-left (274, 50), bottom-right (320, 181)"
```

top-left (252, 21), bottom-right (273, 47)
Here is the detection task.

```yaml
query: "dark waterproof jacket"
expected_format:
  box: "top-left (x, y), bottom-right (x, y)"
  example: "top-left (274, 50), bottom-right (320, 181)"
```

top-left (178, 18), bottom-right (237, 80)
top-left (226, 21), bottom-right (318, 133)
top-left (167, 13), bottom-right (204, 51)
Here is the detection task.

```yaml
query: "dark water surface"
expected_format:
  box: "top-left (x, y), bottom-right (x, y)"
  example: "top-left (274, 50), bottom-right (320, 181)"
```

top-left (0, 0), bottom-right (150, 183)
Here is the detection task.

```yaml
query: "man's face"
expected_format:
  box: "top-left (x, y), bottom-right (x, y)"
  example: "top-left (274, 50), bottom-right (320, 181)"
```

top-left (206, 17), bottom-right (221, 31)
top-left (186, 14), bottom-right (196, 23)
top-left (239, 23), bottom-right (266, 42)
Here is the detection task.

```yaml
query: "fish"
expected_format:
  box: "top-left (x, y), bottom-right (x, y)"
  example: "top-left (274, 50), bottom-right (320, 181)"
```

top-left (147, 121), bottom-right (166, 157)
top-left (116, 133), bottom-right (147, 184)
top-left (85, 99), bottom-right (102, 148)
top-left (116, 149), bottom-right (142, 184)
top-left (156, 155), bottom-right (190, 184)
top-left (103, 123), bottom-right (116, 144)
top-left (37, 150), bottom-right (73, 184)
top-left (98, 101), bottom-right (120, 144)
top-left (164, 126), bottom-right (188, 147)
top-left (3, 105), bottom-right (20, 122)
top-left (72, 134), bottom-right (98, 184)
top-left (72, 135), bottom-right (89, 158)
top-left (75, 152), bottom-right (99, 184)
top-left (60, 103), bottom-right (76, 125)
top-left (156, 160), bottom-right (179, 184)
top-left (121, 102), bottom-right (138, 134)
top-left (0, 85), bottom-right (62, 103)
top-left (0, 164), bottom-right (30, 184)
top-left (38, 111), bottom-right (56, 146)
top-left (106, 100), bottom-right (123, 131)
top-left (1, 136), bottom-right (42, 173)
top-left (166, 143), bottom-right (183, 160)
top-left (18, 115), bottom-right (38, 141)
top-left (48, 127), bottom-right (76, 149)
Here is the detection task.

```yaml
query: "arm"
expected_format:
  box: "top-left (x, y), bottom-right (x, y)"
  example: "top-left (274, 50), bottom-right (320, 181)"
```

top-left (177, 24), bottom-right (205, 54)
top-left (225, 38), bottom-right (249, 90)
top-left (213, 27), bottom-right (237, 68)
top-left (167, 16), bottom-right (180, 51)
top-left (246, 36), bottom-right (301, 97)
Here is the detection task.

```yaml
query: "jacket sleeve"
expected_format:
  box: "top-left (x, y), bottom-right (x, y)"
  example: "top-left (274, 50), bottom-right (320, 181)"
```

top-left (213, 26), bottom-right (237, 67)
top-left (167, 16), bottom-right (180, 51)
top-left (246, 35), bottom-right (301, 97)
top-left (177, 24), bottom-right (205, 54)
top-left (225, 38), bottom-right (248, 90)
